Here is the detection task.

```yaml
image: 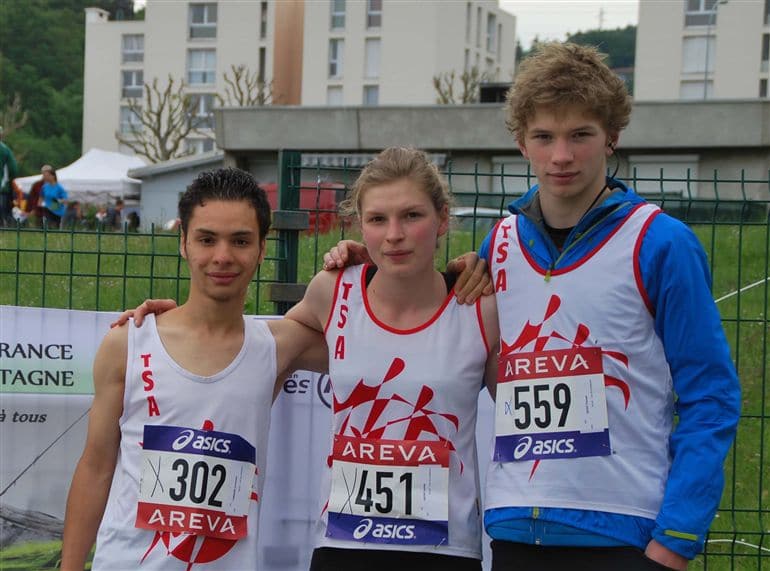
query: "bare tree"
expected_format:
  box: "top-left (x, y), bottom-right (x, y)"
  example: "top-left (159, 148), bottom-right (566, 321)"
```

top-left (1, 93), bottom-right (29, 137)
top-left (432, 67), bottom-right (493, 104)
top-left (218, 64), bottom-right (273, 106)
top-left (115, 76), bottom-right (211, 163)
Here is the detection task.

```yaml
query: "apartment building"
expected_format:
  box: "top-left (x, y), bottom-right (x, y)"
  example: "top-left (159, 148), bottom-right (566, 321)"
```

top-left (634, 0), bottom-right (770, 100)
top-left (82, 0), bottom-right (516, 156)
top-left (301, 0), bottom-right (516, 106)
top-left (83, 1), bottom-right (282, 155)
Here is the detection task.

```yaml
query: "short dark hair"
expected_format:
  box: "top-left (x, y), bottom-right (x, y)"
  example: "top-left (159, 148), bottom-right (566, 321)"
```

top-left (178, 167), bottom-right (271, 240)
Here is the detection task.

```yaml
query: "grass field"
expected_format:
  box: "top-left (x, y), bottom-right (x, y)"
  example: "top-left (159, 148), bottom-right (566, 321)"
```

top-left (0, 220), bottom-right (768, 569)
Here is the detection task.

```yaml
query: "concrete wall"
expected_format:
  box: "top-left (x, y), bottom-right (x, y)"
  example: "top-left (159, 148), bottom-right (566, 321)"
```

top-left (215, 100), bottom-right (770, 199)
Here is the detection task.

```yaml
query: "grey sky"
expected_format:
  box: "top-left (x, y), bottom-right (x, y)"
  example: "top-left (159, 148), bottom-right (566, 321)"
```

top-left (500, 0), bottom-right (639, 49)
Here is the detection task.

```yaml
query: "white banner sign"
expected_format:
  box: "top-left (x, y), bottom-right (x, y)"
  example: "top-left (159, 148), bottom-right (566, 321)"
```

top-left (0, 305), bottom-right (495, 570)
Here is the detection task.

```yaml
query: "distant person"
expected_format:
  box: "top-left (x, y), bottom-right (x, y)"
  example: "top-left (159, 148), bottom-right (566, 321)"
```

top-left (25, 165), bottom-right (52, 223)
top-left (126, 211), bottom-right (140, 232)
top-left (61, 200), bottom-right (83, 229)
top-left (0, 126), bottom-right (19, 226)
top-left (40, 168), bottom-right (67, 227)
top-left (95, 205), bottom-right (108, 226)
top-left (104, 198), bottom-right (124, 230)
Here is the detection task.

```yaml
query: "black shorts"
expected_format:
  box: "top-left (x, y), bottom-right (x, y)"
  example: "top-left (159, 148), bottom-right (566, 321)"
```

top-left (490, 540), bottom-right (680, 571)
top-left (310, 547), bottom-right (482, 571)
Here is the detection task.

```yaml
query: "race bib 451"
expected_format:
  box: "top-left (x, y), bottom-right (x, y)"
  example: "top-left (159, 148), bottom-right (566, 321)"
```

top-left (135, 425), bottom-right (256, 540)
top-left (326, 435), bottom-right (450, 545)
top-left (494, 347), bottom-right (611, 462)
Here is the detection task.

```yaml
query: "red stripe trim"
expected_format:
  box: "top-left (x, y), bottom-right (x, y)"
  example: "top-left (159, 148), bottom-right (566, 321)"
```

top-left (520, 203), bottom-right (647, 276)
top-left (361, 265), bottom-right (454, 335)
top-left (323, 269), bottom-right (346, 334)
top-left (488, 217), bottom-right (505, 271)
top-left (475, 297), bottom-right (489, 354)
top-left (634, 208), bottom-right (661, 316)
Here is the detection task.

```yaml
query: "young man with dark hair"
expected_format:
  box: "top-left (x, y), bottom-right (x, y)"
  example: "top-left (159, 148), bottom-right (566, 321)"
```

top-left (61, 167), bottom-right (326, 570)
top-left (480, 42), bottom-right (740, 570)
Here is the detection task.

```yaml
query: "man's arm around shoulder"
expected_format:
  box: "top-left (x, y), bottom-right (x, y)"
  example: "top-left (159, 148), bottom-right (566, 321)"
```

top-left (61, 324), bottom-right (128, 571)
top-left (269, 270), bottom-right (338, 399)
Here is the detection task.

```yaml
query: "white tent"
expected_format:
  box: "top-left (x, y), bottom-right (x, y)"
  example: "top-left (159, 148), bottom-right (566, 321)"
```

top-left (15, 148), bottom-right (146, 204)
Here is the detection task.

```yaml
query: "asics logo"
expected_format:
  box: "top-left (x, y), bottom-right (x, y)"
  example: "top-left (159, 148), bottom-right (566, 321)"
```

top-left (513, 436), bottom-right (533, 460)
top-left (172, 429), bottom-right (196, 450)
top-left (171, 429), bottom-right (232, 454)
top-left (352, 518), bottom-right (374, 539)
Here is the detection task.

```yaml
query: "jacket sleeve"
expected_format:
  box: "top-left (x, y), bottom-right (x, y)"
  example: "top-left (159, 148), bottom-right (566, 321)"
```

top-left (638, 214), bottom-right (741, 559)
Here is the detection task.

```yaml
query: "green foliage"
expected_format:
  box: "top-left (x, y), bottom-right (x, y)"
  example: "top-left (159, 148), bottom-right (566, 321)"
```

top-left (518, 26), bottom-right (637, 94)
top-left (566, 25), bottom-right (637, 69)
top-left (0, 0), bottom-right (116, 175)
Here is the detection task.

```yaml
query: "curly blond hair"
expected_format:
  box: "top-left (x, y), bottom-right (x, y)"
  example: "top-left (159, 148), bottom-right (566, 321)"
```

top-left (506, 42), bottom-right (631, 142)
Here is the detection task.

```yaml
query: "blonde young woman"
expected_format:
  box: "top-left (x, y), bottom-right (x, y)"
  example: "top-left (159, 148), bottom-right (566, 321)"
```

top-left (283, 147), bottom-right (498, 571)
top-left (117, 148), bottom-right (499, 570)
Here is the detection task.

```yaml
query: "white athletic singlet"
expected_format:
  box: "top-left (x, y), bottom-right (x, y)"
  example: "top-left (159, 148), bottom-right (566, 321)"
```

top-left (92, 314), bottom-right (276, 570)
top-left (316, 264), bottom-right (490, 559)
top-left (486, 203), bottom-right (674, 519)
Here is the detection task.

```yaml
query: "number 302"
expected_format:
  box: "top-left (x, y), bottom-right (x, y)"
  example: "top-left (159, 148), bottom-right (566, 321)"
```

top-left (168, 459), bottom-right (226, 507)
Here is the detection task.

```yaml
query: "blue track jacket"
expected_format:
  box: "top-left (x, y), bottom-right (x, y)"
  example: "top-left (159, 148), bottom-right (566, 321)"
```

top-left (479, 180), bottom-right (741, 560)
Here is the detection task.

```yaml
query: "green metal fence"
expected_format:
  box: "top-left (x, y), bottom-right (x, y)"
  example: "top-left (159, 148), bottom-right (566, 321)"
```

top-left (1, 157), bottom-right (768, 569)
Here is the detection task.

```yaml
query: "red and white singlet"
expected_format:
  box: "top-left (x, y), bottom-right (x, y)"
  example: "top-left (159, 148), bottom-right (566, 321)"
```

top-left (317, 264), bottom-right (490, 559)
top-left (92, 314), bottom-right (275, 570)
top-left (486, 203), bottom-right (674, 519)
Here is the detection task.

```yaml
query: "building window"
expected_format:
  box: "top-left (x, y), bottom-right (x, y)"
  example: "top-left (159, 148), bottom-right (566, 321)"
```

top-left (762, 34), bottom-right (769, 72)
top-left (681, 36), bottom-right (715, 73)
top-left (486, 13), bottom-right (496, 53)
top-left (363, 85), bottom-right (379, 106)
top-left (685, 0), bottom-right (718, 26)
top-left (120, 106), bottom-right (142, 134)
top-left (189, 3), bottom-right (217, 39)
top-left (364, 38), bottom-right (381, 78)
top-left (465, 2), bottom-right (472, 43)
top-left (121, 34), bottom-right (144, 63)
top-left (186, 138), bottom-right (216, 154)
top-left (258, 47), bottom-right (266, 82)
top-left (327, 86), bottom-right (343, 105)
top-left (187, 49), bottom-right (216, 85)
top-left (188, 94), bottom-right (215, 130)
top-left (476, 7), bottom-right (482, 47)
top-left (679, 79), bottom-right (713, 99)
top-left (331, 0), bottom-right (345, 30)
top-left (367, 0), bottom-right (382, 29)
top-left (628, 155), bottom-right (700, 196)
top-left (329, 39), bottom-right (344, 78)
top-left (260, 1), bottom-right (268, 39)
top-left (761, 79), bottom-right (768, 98)
top-left (122, 70), bottom-right (143, 98)
top-left (497, 23), bottom-right (502, 58)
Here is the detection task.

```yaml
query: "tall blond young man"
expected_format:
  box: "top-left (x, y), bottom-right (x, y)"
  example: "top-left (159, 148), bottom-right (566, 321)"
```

top-left (323, 43), bottom-right (740, 570)
top-left (477, 43), bottom-right (740, 571)
top-left (61, 168), bottom-right (325, 570)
